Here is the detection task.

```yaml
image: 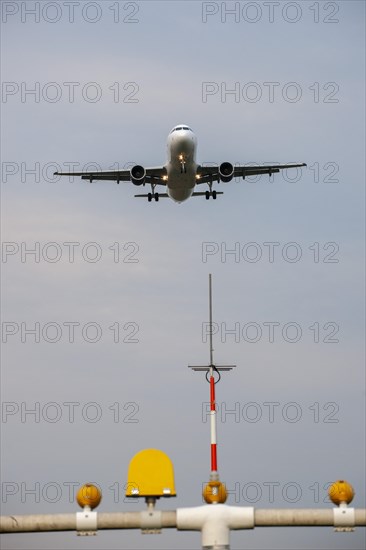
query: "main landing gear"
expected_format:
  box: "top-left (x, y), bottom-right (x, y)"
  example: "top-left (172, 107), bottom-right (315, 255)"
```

top-left (205, 190), bottom-right (217, 200)
top-left (146, 181), bottom-right (159, 202)
top-left (205, 181), bottom-right (217, 200)
top-left (148, 192), bottom-right (159, 202)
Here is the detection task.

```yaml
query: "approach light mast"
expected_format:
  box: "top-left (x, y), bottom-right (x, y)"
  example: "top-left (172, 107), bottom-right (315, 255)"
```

top-left (189, 274), bottom-right (236, 498)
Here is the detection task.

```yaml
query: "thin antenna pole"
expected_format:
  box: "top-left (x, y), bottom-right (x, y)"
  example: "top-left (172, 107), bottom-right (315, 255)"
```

top-left (209, 273), bottom-right (213, 369)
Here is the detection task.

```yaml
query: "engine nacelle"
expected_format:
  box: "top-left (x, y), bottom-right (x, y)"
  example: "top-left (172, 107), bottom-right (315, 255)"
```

top-left (219, 162), bottom-right (234, 183)
top-left (131, 165), bottom-right (146, 186)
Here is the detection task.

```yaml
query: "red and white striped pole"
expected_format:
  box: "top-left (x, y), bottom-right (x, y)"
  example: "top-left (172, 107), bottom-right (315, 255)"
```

top-left (208, 274), bottom-right (218, 479)
top-left (209, 369), bottom-right (217, 474)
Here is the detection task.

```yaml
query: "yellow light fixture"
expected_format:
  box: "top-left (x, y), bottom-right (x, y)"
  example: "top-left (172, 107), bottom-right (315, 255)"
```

top-left (126, 449), bottom-right (176, 498)
top-left (328, 480), bottom-right (354, 505)
top-left (202, 480), bottom-right (227, 504)
top-left (76, 484), bottom-right (102, 509)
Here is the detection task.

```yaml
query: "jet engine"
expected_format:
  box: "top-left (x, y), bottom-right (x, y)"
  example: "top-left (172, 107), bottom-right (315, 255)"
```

top-left (131, 165), bottom-right (146, 185)
top-left (219, 162), bottom-right (234, 183)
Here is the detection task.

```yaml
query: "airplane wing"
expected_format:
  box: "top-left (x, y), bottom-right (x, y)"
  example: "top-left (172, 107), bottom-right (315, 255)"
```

top-left (196, 163), bottom-right (306, 184)
top-left (54, 166), bottom-right (167, 185)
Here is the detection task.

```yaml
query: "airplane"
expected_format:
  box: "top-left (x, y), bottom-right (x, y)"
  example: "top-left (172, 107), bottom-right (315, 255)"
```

top-left (54, 124), bottom-right (306, 203)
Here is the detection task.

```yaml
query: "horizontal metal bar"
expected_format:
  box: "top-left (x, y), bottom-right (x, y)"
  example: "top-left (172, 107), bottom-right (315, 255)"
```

top-left (2, 508), bottom-right (366, 533)
top-left (188, 366), bottom-right (236, 371)
top-left (255, 509), bottom-right (366, 526)
top-left (0, 511), bottom-right (177, 533)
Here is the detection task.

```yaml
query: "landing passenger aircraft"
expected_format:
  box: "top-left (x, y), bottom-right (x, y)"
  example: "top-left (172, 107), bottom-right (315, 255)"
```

top-left (55, 124), bottom-right (306, 203)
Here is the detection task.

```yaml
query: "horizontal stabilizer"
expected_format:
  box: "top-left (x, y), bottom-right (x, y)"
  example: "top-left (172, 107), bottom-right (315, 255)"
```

top-left (192, 191), bottom-right (224, 197)
top-left (134, 193), bottom-right (169, 198)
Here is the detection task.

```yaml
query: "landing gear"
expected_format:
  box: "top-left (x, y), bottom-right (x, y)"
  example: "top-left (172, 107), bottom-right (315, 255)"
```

top-left (148, 192), bottom-right (159, 202)
top-left (147, 184), bottom-right (159, 202)
top-left (179, 154), bottom-right (187, 174)
top-left (205, 182), bottom-right (217, 200)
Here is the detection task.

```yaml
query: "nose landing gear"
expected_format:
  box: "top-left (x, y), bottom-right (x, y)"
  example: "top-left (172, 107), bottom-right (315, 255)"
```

top-left (179, 154), bottom-right (187, 174)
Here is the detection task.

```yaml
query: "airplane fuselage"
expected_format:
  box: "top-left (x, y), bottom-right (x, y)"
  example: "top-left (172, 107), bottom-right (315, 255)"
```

top-left (165, 125), bottom-right (198, 203)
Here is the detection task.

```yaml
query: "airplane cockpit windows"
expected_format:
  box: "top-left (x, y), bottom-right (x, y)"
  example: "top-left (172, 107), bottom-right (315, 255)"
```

top-left (170, 126), bottom-right (192, 134)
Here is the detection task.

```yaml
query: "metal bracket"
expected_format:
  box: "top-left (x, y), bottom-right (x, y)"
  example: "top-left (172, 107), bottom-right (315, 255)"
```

top-left (76, 510), bottom-right (97, 536)
top-left (141, 510), bottom-right (162, 534)
top-left (333, 506), bottom-right (355, 532)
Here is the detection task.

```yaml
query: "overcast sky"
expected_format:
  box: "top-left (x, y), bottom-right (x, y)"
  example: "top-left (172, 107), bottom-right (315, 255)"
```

top-left (1, 1), bottom-right (365, 549)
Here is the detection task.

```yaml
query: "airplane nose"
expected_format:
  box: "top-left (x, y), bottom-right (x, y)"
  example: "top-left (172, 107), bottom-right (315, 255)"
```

top-left (179, 137), bottom-right (194, 153)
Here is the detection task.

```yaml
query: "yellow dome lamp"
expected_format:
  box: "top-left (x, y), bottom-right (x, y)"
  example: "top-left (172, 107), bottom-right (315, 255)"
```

top-left (76, 483), bottom-right (102, 536)
top-left (203, 480), bottom-right (227, 504)
top-left (328, 480), bottom-right (355, 506)
top-left (76, 483), bottom-right (102, 509)
top-left (126, 449), bottom-right (176, 533)
top-left (126, 449), bottom-right (176, 511)
top-left (329, 480), bottom-right (356, 533)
